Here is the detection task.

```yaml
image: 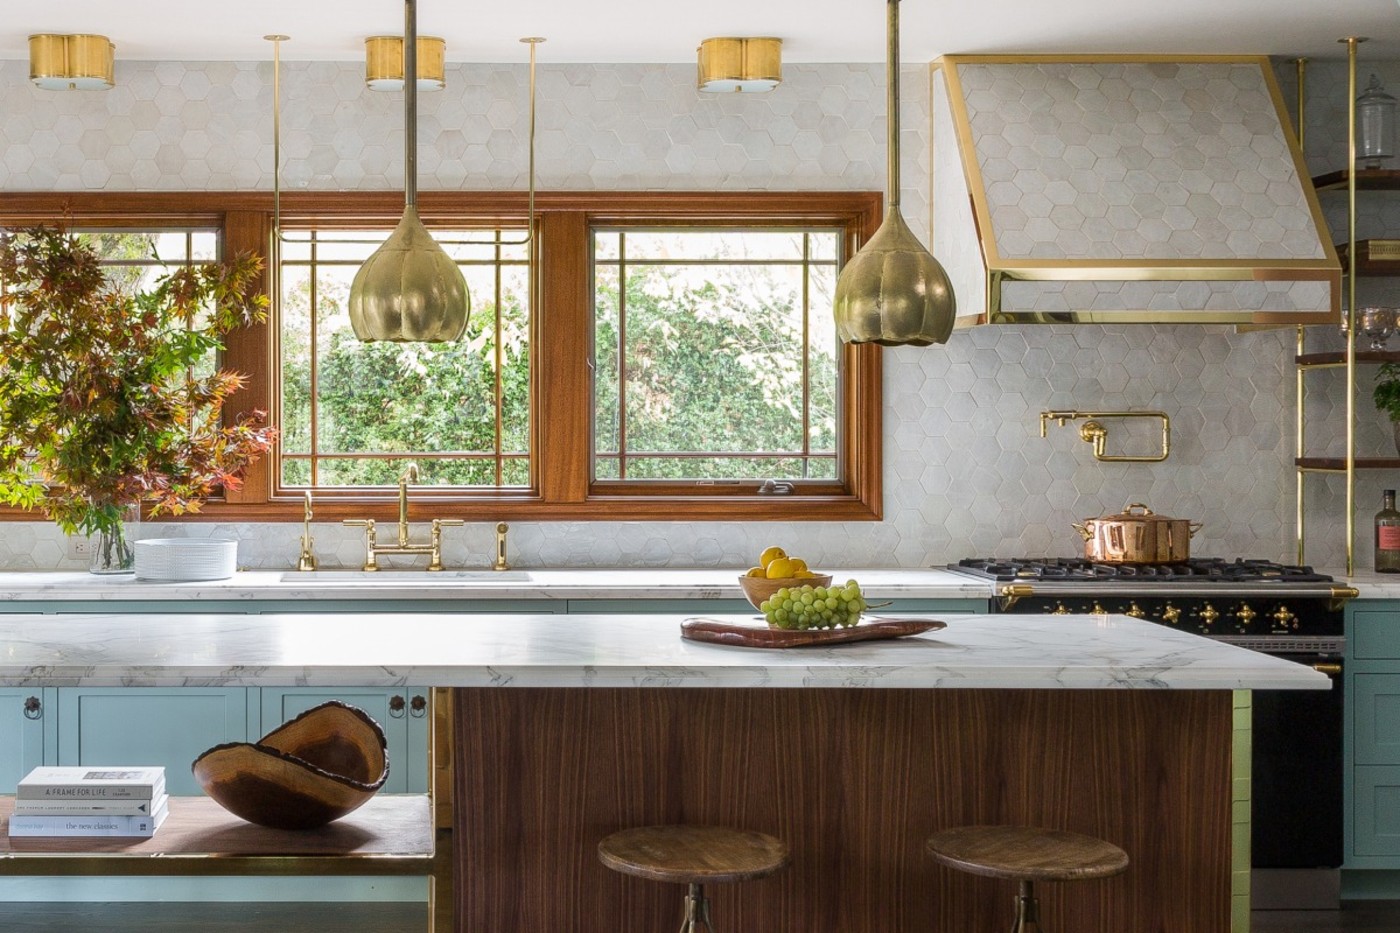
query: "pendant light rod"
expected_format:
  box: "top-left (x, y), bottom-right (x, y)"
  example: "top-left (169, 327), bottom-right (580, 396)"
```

top-left (404, 0), bottom-right (419, 209)
top-left (265, 35), bottom-right (288, 246)
top-left (886, 0), bottom-right (900, 210)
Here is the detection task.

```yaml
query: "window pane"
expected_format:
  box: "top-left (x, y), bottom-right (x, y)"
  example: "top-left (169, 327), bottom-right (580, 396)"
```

top-left (593, 227), bottom-right (840, 483)
top-left (279, 228), bottom-right (531, 489)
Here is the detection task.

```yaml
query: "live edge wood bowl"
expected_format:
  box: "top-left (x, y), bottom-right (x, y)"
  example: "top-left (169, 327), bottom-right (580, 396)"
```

top-left (738, 573), bottom-right (833, 610)
top-left (192, 700), bottom-right (389, 830)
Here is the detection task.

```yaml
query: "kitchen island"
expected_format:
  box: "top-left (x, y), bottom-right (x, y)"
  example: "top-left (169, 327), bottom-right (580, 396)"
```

top-left (0, 610), bottom-right (1323, 933)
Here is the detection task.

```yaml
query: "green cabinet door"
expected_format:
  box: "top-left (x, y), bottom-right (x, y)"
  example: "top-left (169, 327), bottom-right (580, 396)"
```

top-left (260, 687), bottom-right (429, 794)
top-left (0, 687), bottom-right (52, 793)
top-left (57, 688), bottom-right (254, 797)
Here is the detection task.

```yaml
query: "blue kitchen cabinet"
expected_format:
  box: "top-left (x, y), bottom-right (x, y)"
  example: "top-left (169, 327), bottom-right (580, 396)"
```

top-left (1346, 603), bottom-right (1400, 875)
top-left (0, 687), bottom-right (53, 793)
top-left (56, 687), bottom-right (256, 797)
top-left (261, 687), bottom-right (429, 794)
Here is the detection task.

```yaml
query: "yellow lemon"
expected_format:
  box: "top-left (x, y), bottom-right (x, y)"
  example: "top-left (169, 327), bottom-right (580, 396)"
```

top-left (766, 557), bottom-right (798, 579)
top-left (793, 569), bottom-right (817, 579)
top-left (789, 558), bottom-right (808, 573)
top-left (745, 566), bottom-right (767, 578)
top-left (758, 546), bottom-right (787, 569)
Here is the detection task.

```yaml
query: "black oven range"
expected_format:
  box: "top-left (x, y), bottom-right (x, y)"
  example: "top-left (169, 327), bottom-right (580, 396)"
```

top-left (946, 556), bottom-right (1359, 909)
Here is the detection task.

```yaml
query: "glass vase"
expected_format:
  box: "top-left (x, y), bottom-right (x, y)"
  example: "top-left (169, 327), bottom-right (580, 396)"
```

top-left (89, 506), bottom-right (138, 575)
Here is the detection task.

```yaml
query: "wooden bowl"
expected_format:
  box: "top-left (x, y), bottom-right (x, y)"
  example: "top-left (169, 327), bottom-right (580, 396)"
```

top-left (738, 573), bottom-right (833, 610)
top-left (192, 700), bottom-right (389, 830)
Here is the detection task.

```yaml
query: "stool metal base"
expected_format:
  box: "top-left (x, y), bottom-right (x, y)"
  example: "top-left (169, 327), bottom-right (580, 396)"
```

top-left (679, 882), bottom-right (715, 933)
top-left (1011, 880), bottom-right (1043, 933)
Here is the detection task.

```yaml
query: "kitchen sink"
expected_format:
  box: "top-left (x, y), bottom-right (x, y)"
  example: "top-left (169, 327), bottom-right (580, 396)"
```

top-left (279, 570), bottom-right (535, 583)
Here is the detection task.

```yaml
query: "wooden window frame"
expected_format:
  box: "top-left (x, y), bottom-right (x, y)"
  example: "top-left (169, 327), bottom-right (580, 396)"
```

top-left (0, 191), bottom-right (883, 524)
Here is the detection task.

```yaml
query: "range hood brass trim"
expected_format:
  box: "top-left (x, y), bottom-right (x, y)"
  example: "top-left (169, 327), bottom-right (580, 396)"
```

top-left (933, 54), bottom-right (1342, 326)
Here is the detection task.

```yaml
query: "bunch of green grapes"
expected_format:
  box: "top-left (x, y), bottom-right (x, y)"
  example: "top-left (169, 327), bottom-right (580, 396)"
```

top-left (760, 580), bottom-right (867, 630)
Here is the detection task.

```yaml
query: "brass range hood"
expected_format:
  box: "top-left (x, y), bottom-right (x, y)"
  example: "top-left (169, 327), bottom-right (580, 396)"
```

top-left (930, 55), bottom-right (1340, 326)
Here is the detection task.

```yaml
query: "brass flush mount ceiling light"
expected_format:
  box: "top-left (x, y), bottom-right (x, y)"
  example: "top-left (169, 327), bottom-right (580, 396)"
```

top-left (832, 0), bottom-right (955, 346)
top-left (28, 34), bottom-right (114, 90)
top-left (364, 35), bottom-right (447, 91)
top-left (349, 0), bottom-right (469, 342)
top-left (696, 37), bottom-right (782, 92)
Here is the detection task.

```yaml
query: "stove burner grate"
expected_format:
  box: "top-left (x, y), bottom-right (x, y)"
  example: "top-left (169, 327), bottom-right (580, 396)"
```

top-left (949, 557), bottom-right (1334, 585)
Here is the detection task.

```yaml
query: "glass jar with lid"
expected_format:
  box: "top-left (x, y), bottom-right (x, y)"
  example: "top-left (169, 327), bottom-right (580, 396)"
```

top-left (1358, 73), bottom-right (1396, 169)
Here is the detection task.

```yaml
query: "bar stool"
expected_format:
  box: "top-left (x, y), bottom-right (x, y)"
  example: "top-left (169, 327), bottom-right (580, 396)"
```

top-left (598, 824), bottom-right (789, 932)
top-left (925, 825), bottom-right (1129, 932)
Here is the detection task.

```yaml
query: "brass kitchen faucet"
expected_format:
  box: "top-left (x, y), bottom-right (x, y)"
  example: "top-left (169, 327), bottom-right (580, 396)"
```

top-left (343, 463), bottom-right (464, 571)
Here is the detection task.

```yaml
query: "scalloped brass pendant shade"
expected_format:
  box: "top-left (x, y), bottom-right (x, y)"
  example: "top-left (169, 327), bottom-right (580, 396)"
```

top-left (348, 206), bottom-right (469, 342)
top-left (348, 0), bottom-right (467, 343)
top-left (833, 0), bottom-right (955, 346)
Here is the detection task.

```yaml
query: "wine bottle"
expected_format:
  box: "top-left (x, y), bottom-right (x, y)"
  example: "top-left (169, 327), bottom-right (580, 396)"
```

top-left (1377, 489), bottom-right (1400, 573)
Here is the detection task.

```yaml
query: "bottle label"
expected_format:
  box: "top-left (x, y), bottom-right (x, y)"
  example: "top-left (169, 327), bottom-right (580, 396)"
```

top-left (1380, 526), bottom-right (1400, 551)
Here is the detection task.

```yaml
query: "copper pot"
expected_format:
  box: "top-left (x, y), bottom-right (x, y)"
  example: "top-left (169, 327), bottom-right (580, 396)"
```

top-left (1072, 503), bottom-right (1202, 564)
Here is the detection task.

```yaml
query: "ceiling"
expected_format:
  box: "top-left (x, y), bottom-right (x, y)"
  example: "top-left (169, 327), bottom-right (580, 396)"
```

top-left (2, 0), bottom-right (1399, 64)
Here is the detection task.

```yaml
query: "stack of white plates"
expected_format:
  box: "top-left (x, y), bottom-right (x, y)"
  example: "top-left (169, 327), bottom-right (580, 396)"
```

top-left (134, 538), bottom-right (239, 582)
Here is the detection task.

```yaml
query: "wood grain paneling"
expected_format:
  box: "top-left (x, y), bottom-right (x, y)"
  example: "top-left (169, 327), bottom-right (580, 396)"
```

top-left (452, 688), bottom-right (1232, 933)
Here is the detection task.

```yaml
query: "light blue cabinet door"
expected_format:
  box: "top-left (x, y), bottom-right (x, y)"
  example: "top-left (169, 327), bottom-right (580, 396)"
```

top-left (1354, 674), bottom-right (1400, 765)
top-left (1353, 766), bottom-right (1400, 857)
top-left (0, 687), bottom-right (51, 793)
top-left (57, 688), bottom-right (253, 797)
top-left (260, 687), bottom-right (427, 794)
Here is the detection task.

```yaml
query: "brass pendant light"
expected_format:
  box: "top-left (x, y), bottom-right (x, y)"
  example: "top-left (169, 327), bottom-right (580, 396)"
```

top-left (833, 0), bottom-right (955, 346)
top-left (348, 0), bottom-right (469, 343)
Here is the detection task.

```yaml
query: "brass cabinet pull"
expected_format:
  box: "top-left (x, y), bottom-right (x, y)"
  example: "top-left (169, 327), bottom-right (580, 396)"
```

top-left (1312, 663), bottom-right (1342, 676)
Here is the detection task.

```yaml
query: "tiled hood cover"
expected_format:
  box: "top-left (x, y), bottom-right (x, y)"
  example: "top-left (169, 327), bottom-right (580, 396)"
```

top-left (931, 56), bottom-right (1339, 325)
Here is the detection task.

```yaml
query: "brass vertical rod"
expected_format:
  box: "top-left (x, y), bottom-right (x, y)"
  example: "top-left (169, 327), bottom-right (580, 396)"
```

top-left (1297, 324), bottom-right (1306, 564)
top-left (1293, 55), bottom-right (1307, 565)
top-left (404, 0), bottom-right (419, 210)
top-left (1342, 37), bottom-right (1366, 576)
top-left (1294, 57), bottom-right (1307, 151)
top-left (886, 0), bottom-right (901, 209)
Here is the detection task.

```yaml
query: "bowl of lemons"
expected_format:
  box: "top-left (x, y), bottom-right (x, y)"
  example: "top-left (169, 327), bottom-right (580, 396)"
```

top-left (738, 546), bottom-right (832, 610)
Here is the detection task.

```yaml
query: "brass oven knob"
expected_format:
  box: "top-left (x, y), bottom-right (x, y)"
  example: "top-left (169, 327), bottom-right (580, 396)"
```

top-left (1272, 606), bottom-right (1295, 630)
top-left (1126, 602), bottom-right (1146, 619)
top-left (1199, 603), bottom-right (1220, 626)
top-left (1091, 601), bottom-right (1108, 615)
top-left (1236, 604), bottom-right (1256, 626)
top-left (1051, 602), bottom-right (1071, 615)
top-left (1161, 603), bottom-right (1182, 624)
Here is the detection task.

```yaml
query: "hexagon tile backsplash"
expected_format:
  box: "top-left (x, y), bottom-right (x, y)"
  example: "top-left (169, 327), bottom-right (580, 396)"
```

top-left (0, 57), bottom-right (1317, 569)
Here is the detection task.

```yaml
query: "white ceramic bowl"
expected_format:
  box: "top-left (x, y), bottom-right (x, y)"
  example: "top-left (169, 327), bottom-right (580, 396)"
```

top-left (134, 538), bottom-right (238, 582)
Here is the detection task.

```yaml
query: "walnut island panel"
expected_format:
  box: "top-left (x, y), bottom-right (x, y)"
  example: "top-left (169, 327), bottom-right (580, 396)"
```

top-left (0, 611), bottom-right (1322, 932)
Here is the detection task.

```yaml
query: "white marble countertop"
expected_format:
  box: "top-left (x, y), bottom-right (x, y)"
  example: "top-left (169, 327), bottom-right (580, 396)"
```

top-left (0, 568), bottom-right (992, 602)
top-left (1320, 569), bottom-right (1400, 599)
top-left (0, 611), bottom-right (1326, 690)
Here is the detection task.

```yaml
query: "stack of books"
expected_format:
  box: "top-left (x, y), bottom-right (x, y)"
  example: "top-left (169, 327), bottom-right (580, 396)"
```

top-left (9, 767), bottom-right (168, 838)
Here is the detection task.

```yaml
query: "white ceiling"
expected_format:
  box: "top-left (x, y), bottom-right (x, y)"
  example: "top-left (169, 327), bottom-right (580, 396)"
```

top-left (2, 0), bottom-right (1399, 64)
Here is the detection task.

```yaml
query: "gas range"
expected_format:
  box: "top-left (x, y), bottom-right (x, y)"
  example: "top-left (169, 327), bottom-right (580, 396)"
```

top-left (946, 557), bottom-right (1358, 644)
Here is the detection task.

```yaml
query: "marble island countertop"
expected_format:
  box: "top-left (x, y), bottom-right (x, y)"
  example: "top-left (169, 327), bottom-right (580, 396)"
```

top-left (0, 611), bottom-right (1327, 690)
top-left (0, 567), bottom-right (991, 602)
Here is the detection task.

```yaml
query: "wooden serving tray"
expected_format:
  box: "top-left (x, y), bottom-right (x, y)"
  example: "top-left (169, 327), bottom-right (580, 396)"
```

top-left (681, 617), bottom-right (946, 649)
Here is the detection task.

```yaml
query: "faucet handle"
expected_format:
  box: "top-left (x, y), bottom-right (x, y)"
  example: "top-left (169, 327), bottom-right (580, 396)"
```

top-left (343, 519), bottom-right (373, 527)
top-left (433, 519), bottom-right (465, 527)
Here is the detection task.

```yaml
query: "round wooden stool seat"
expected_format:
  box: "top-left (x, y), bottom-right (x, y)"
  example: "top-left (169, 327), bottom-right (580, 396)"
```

top-left (926, 825), bottom-right (1129, 882)
top-left (598, 825), bottom-right (790, 885)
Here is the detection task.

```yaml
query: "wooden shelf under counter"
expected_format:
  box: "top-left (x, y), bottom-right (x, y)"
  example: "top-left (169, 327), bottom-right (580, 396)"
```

top-left (0, 794), bottom-right (435, 875)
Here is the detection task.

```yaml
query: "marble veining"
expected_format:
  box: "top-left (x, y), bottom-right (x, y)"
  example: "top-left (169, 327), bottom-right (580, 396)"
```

top-left (0, 611), bottom-right (1326, 691)
top-left (0, 568), bottom-right (992, 601)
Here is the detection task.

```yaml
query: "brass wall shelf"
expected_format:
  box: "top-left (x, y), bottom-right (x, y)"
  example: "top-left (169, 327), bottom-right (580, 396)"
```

top-left (1298, 457), bottom-right (1400, 472)
top-left (1297, 350), bottom-right (1400, 367)
top-left (1335, 239), bottom-right (1400, 276)
top-left (1311, 168), bottom-right (1400, 192)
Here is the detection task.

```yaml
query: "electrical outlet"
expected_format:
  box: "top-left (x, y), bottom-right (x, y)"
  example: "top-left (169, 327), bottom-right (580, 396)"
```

top-left (66, 535), bottom-right (93, 561)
